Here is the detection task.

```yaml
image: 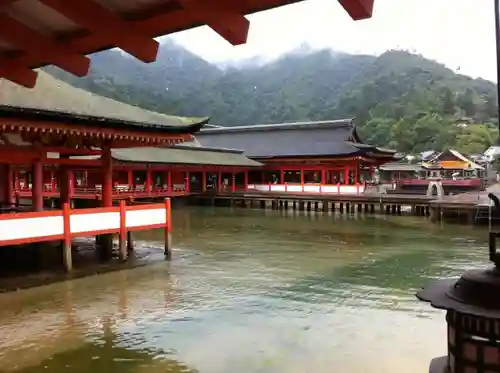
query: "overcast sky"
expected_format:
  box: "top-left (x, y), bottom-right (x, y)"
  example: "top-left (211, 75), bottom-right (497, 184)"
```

top-left (170, 0), bottom-right (497, 82)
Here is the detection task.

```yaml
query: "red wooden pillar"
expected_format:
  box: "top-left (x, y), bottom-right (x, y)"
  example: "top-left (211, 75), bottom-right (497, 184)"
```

top-left (98, 147), bottom-right (113, 260)
top-left (59, 164), bottom-right (70, 207)
top-left (244, 170), bottom-right (248, 192)
top-left (344, 166), bottom-right (350, 185)
top-left (355, 161), bottom-right (359, 183)
top-left (202, 171), bottom-right (207, 192)
top-left (127, 170), bottom-right (133, 190)
top-left (218, 171), bottom-right (222, 192)
top-left (280, 169), bottom-right (285, 184)
top-left (185, 171), bottom-right (190, 193)
top-left (146, 169), bottom-right (152, 192)
top-left (232, 173), bottom-right (236, 192)
top-left (300, 168), bottom-right (304, 192)
top-left (71, 170), bottom-right (76, 193)
top-left (102, 147), bottom-right (113, 207)
top-left (6, 164), bottom-right (13, 205)
top-left (0, 164), bottom-right (13, 205)
top-left (14, 169), bottom-right (20, 191)
top-left (321, 168), bottom-right (326, 184)
top-left (32, 159), bottom-right (44, 211)
top-left (167, 171), bottom-right (172, 194)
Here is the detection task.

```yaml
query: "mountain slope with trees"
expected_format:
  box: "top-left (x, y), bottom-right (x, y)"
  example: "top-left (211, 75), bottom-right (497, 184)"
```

top-left (44, 39), bottom-right (499, 154)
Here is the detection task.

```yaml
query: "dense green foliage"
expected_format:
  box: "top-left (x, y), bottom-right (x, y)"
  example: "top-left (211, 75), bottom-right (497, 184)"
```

top-left (44, 39), bottom-right (499, 154)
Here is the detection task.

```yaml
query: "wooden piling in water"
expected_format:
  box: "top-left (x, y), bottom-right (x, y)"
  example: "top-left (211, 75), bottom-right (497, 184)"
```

top-left (62, 203), bottom-right (72, 272)
top-left (119, 200), bottom-right (127, 261)
top-left (164, 198), bottom-right (172, 260)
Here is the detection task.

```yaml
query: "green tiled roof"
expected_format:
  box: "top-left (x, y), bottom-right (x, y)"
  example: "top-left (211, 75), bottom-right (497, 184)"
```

top-left (0, 71), bottom-right (208, 129)
top-left (112, 147), bottom-right (262, 167)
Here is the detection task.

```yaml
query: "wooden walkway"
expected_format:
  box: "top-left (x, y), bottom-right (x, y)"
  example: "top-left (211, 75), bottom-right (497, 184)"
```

top-left (193, 190), bottom-right (436, 205)
top-left (191, 187), bottom-right (500, 224)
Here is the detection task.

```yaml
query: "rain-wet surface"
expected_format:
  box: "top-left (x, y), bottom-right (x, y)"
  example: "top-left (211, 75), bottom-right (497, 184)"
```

top-left (0, 207), bottom-right (489, 373)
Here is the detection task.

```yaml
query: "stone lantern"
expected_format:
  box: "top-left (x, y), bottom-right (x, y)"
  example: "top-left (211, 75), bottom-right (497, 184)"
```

top-left (417, 229), bottom-right (500, 373)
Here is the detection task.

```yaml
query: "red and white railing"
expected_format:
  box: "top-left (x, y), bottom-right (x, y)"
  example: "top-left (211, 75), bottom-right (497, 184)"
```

top-left (247, 183), bottom-right (365, 195)
top-left (0, 199), bottom-right (171, 247)
top-left (14, 184), bottom-right (190, 198)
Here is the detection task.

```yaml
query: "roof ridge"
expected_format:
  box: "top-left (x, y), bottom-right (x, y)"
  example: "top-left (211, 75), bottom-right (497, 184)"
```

top-left (199, 119), bottom-right (354, 134)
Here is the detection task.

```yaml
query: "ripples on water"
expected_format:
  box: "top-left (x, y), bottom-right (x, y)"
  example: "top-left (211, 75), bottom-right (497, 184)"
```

top-left (0, 207), bottom-right (490, 373)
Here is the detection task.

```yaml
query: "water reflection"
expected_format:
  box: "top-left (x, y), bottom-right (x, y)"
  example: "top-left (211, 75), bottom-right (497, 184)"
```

top-left (0, 207), bottom-right (490, 373)
top-left (5, 316), bottom-right (195, 373)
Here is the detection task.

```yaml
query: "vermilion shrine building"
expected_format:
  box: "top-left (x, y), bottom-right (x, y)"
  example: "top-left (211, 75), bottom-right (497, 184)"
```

top-left (196, 120), bottom-right (401, 194)
top-left (0, 0), bottom-right (376, 273)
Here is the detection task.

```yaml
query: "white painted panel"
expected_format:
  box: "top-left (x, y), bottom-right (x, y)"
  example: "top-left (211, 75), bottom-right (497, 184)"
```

top-left (252, 184), bottom-right (268, 192)
top-left (126, 208), bottom-right (166, 228)
top-left (339, 185), bottom-right (361, 194)
top-left (322, 186), bottom-right (339, 193)
top-left (250, 184), bottom-right (365, 194)
top-left (0, 216), bottom-right (63, 242)
top-left (303, 185), bottom-right (319, 193)
top-left (271, 185), bottom-right (286, 192)
top-left (70, 212), bottom-right (120, 234)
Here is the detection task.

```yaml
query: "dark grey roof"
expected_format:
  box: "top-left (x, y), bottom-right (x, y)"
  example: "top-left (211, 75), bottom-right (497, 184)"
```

top-left (48, 146), bottom-right (262, 167)
top-left (0, 71), bottom-right (208, 134)
top-left (196, 119), bottom-right (397, 158)
top-left (112, 146), bottom-right (262, 167)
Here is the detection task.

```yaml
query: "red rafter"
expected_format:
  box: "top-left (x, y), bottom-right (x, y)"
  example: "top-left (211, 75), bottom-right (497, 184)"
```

top-left (38, 0), bottom-right (159, 63)
top-left (338, 0), bottom-right (374, 20)
top-left (0, 0), bottom-right (354, 86)
top-left (0, 61), bottom-right (38, 88)
top-left (0, 14), bottom-right (90, 76)
top-left (177, 0), bottom-right (249, 45)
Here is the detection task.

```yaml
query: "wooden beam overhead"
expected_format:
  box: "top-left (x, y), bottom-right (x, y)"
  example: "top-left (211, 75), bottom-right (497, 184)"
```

top-left (38, 0), bottom-right (159, 63)
top-left (338, 0), bottom-right (374, 20)
top-left (44, 158), bottom-right (102, 167)
top-left (0, 14), bottom-right (90, 76)
top-left (177, 0), bottom-right (249, 45)
top-left (0, 61), bottom-right (38, 88)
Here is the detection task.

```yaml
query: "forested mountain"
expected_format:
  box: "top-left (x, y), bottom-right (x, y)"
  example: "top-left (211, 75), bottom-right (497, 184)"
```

top-left (44, 39), bottom-right (499, 154)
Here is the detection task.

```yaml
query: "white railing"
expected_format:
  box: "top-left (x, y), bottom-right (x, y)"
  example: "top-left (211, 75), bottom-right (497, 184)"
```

top-left (247, 183), bottom-right (365, 194)
top-left (0, 199), bottom-right (171, 247)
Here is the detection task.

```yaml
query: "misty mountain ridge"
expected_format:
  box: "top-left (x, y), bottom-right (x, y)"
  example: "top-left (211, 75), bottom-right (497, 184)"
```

top-left (43, 39), bottom-right (497, 129)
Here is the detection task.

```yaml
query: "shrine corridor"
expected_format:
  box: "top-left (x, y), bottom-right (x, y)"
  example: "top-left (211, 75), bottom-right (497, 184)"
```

top-left (0, 207), bottom-right (489, 373)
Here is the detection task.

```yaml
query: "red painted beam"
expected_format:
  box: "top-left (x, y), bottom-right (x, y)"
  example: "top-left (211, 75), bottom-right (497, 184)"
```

top-left (338, 0), bottom-right (374, 20)
top-left (43, 146), bottom-right (103, 155)
top-left (0, 14), bottom-right (90, 76)
top-left (0, 59), bottom-right (38, 88)
top-left (39, 0), bottom-right (159, 63)
top-left (178, 0), bottom-right (249, 45)
top-left (45, 158), bottom-right (102, 167)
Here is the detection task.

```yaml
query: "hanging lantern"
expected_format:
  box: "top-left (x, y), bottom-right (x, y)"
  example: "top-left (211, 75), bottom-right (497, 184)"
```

top-left (417, 206), bottom-right (500, 373)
